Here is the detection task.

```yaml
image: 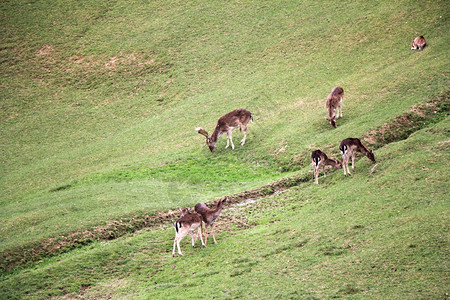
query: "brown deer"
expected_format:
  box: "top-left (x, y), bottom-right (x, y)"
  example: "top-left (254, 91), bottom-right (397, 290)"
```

top-left (326, 87), bottom-right (344, 128)
top-left (311, 150), bottom-right (342, 184)
top-left (339, 138), bottom-right (376, 176)
top-left (196, 109), bottom-right (253, 152)
top-left (411, 36), bottom-right (426, 51)
top-left (194, 198), bottom-right (226, 245)
top-left (172, 208), bottom-right (205, 257)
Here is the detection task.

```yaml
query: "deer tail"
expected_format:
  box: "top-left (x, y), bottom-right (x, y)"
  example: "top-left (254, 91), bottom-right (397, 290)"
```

top-left (174, 221), bottom-right (182, 233)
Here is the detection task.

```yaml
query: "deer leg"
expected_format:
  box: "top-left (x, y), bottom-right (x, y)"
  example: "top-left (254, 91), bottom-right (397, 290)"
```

top-left (342, 156), bottom-right (347, 175)
top-left (347, 159), bottom-right (352, 176)
top-left (190, 231), bottom-right (196, 247)
top-left (174, 235), bottom-right (183, 256)
top-left (312, 162), bottom-right (315, 180)
top-left (351, 153), bottom-right (356, 170)
top-left (176, 229), bottom-right (189, 256)
top-left (344, 157), bottom-right (351, 176)
top-left (199, 225), bottom-right (205, 247)
top-left (346, 159), bottom-right (352, 175)
top-left (204, 224), bottom-right (209, 246)
top-left (190, 229), bottom-right (204, 248)
top-left (177, 238), bottom-right (183, 256)
top-left (313, 164), bottom-right (319, 184)
top-left (240, 126), bottom-right (248, 145)
top-left (229, 131), bottom-right (235, 150)
top-left (225, 130), bottom-right (234, 149)
top-left (211, 225), bottom-right (217, 244)
top-left (172, 237), bottom-right (177, 257)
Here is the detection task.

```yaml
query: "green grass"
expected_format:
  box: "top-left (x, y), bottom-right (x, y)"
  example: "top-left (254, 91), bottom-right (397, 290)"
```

top-left (0, 0), bottom-right (449, 298)
top-left (1, 119), bottom-right (448, 299)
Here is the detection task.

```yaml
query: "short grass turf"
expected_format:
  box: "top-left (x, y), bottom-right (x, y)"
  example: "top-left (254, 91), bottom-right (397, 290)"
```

top-left (0, 0), bottom-right (449, 297)
top-left (1, 117), bottom-right (448, 299)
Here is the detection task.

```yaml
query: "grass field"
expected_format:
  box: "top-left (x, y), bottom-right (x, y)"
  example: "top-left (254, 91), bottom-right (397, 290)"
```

top-left (0, 0), bottom-right (449, 298)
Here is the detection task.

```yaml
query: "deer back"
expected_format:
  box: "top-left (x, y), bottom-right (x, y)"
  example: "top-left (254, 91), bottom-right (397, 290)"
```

top-left (312, 150), bottom-right (341, 169)
top-left (340, 138), bottom-right (360, 155)
top-left (311, 150), bottom-right (327, 167)
top-left (412, 36), bottom-right (426, 49)
top-left (195, 199), bottom-right (226, 224)
top-left (330, 86), bottom-right (344, 98)
top-left (216, 109), bottom-right (252, 132)
top-left (175, 212), bottom-right (203, 232)
top-left (326, 87), bottom-right (344, 109)
top-left (340, 138), bottom-right (375, 162)
top-left (194, 202), bottom-right (213, 222)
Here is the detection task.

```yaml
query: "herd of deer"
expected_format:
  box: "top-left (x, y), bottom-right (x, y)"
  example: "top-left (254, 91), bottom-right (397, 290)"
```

top-left (172, 36), bottom-right (426, 256)
top-left (173, 198), bottom-right (226, 256)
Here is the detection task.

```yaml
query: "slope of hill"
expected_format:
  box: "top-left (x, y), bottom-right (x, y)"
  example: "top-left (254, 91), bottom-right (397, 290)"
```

top-left (0, 0), bottom-right (448, 298)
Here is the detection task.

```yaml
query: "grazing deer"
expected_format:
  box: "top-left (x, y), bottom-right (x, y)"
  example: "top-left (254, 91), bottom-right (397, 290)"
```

top-left (339, 138), bottom-right (376, 176)
top-left (172, 208), bottom-right (205, 257)
top-left (194, 198), bottom-right (226, 245)
top-left (196, 109), bottom-right (253, 152)
top-left (326, 87), bottom-right (344, 128)
top-left (411, 36), bottom-right (426, 51)
top-left (311, 150), bottom-right (342, 184)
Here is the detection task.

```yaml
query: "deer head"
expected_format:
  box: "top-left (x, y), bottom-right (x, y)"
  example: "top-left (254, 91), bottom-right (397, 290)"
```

top-left (332, 158), bottom-right (342, 169)
top-left (216, 197), bottom-right (227, 208)
top-left (196, 127), bottom-right (216, 152)
top-left (179, 207), bottom-right (191, 216)
top-left (367, 149), bottom-right (376, 163)
top-left (326, 116), bottom-right (337, 128)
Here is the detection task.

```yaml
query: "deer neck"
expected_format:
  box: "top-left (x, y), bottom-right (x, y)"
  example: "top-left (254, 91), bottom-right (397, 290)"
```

top-left (357, 144), bottom-right (370, 155)
top-left (210, 126), bottom-right (222, 143)
top-left (324, 158), bottom-right (339, 168)
top-left (327, 105), bottom-right (335, 118)
top-left (211, 202), bottom-right (224, 217)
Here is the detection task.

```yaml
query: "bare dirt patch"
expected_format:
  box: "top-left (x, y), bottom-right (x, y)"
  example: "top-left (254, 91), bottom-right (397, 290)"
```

top-left (36, 45), bottom-right (54, 56)
top-left (363, 93), bottom-right (449, 148)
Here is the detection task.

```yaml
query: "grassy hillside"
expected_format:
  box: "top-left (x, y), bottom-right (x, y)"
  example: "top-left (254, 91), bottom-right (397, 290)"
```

top-left (1, 118), bottom-right (448, 299)
top-left (0, 0), bottom-right (449, 298)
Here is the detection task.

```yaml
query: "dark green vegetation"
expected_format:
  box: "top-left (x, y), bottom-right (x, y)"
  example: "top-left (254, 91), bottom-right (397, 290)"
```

top-left (1, 0), bottom-right (449, 298)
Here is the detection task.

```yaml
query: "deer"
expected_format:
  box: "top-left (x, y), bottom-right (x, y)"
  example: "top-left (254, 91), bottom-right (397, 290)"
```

top-left (411, 36), bottom-right (426, 51)
top-left (172, 208), bottom-right (205, 257)
top-left (311, 150), bottom-right (342, 184)
top-left (339, 138), bottom-right (376, 176)
top-left (196, 109), bottom-right (253, 152)
top-left (194, 198), bottom-right (226, 245)
top-left (326, 87), bottom-right (344, 128)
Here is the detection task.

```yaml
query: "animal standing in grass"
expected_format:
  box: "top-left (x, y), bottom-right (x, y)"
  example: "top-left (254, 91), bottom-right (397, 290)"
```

top-left (311, 149), bottom-right (342, 184)
top-left (411, 36), bottom-right (426, 50)
top-left (326, 87), bottom-right (344, 128)
top-left (172, 208), bottom-right (205, 256)
top-left (195, 198), bottom-right (226, 245)
top-left (196, 109), bottom-right (253, 152)
top-left (339, 138), bottom-right (376, 176)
